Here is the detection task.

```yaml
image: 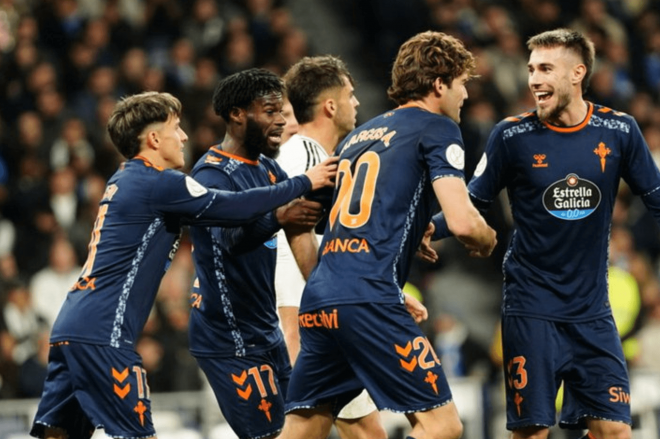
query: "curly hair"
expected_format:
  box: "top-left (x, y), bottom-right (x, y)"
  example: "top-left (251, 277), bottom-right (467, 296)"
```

top-left (527, 28), bottom-right (595, 95)
top-left (212, 68), bottom-right (284, 122)
top-left (283, 55), bottom-right (354, 124)
top-left (387, 31), bottom-right (476, 106)
top-left (107, 91), bottom-right (182, 159)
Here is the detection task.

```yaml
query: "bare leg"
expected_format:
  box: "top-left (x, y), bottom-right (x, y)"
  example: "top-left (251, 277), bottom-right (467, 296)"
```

top-left (280, 407), bottom-right (334, 439)
top-left (335, 411), bottom-right (386, 439)
top-left (405, 401), bottom-right (463, 439)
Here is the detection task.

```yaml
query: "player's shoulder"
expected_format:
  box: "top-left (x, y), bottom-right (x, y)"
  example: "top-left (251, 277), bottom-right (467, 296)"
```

top-left (590, 103), bottom-right (635, 124)
top-left (490, 109), bottom-right (544, 139)
top-left (192, 145), bottom-right (234, 175)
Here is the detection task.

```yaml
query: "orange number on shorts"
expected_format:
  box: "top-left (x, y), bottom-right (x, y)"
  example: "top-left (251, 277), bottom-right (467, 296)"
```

top-left (248, 365), bottom-right (278, 398)
top-left (507, 356), bottom-right (528, 390)
top-left (132, 365), bottom-right (150, 399)
top-left (328, 152), bottom-right (380, 230)
top-left (414, 336), bottom-right (441, 369)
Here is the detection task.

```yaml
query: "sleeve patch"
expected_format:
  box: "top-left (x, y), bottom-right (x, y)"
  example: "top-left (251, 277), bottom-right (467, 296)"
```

top-left (185, 176), bottom-right (208, 197)
top-left (474, 153), bottom-right (487, 177)
top-left (446, 143), bottom-right (465, 170)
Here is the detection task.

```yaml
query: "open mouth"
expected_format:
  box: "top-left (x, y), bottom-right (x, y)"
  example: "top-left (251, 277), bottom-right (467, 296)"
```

top-left (268, 133), bottom-right (282, 144)
top-left (535, 91), bottom-right (553, 103)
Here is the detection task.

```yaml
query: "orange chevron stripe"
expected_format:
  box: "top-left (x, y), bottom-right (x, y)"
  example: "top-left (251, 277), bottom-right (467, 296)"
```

top-left (112, 367), bottom-right (129, 382)
top-left (232, 371), bottom-right (248, 385)
top-left (395, 341), bottom-right (412, 357)
top-left (114, 383), bottom-right (131, 399)
top-left (236, 384), bottom-right (253, 400)
top-left (399, 357), bottom-right (418, 372)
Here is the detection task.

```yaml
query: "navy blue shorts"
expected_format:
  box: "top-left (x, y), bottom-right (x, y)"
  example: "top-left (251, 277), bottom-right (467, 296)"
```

top-left (194, 341), bottom-right (291, 439)
top-left (30, 342), bottom-right (155, 439)
top-left (502, 315), bottom-right (631, 431)
top-left (286, 302), bottom-right (452, 415)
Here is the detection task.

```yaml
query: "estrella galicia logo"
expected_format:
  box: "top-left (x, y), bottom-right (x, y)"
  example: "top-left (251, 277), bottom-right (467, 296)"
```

top-left (542, 174), bottom-right (601, 220)
top-left (264, 236), bottom-right (277, 249)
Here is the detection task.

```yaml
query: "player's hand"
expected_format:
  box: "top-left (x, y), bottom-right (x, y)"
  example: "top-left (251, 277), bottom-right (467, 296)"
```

top-left (304, 156), bottom-right (338, 190)
top-left (277, 198), bottom-right (324, 230)
top-left (467, 226), bottom-right (497, 258)
top-left (416, 222), bottom-right (438, 263)
top-left (404, 292), bottom-right (428, 323)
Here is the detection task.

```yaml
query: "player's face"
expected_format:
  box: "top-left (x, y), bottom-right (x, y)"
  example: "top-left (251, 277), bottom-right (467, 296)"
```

top-left (281, 98), bottom-right (299, 144)
top-left (334, 75), bottom-right (359, 138)
top-left (528, 46), bottom-right (575, 122)
top-left (439, 72), bottom-right (469, 123)
top-left (156, 114), bottom-right (188, 169)
top-left (245, 92), bottom-right (285, 159)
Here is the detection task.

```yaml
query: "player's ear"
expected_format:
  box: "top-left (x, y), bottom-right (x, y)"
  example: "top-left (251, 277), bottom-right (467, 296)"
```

top-left (144, 127), bottom-right (160, 151)
top-left (323, 98), bottom-right (336, 118)
top-left (433, 77), bottom-right (446, 97)
top-left (573, 63), bottom-right (586, 87)
top-left (229, 106), bottom-right (245, 124)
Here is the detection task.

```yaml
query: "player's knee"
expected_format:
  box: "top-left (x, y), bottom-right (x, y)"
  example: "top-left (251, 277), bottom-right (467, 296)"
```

top-left (428, 417), bottom-right (463, 439)
top-left (588, 421), bottom-right (632, 439)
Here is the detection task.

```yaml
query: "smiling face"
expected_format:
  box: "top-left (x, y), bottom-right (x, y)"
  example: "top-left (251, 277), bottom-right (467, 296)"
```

top-left (244, 92), bottom-right (285, 160)
top-left (439, 72), bottom-right (469, 123)
top-left (528, 46), bottom-right (580, 123)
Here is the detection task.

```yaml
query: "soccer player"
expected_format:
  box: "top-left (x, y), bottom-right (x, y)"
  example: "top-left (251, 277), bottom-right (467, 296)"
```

top-left (432, 28), bottom-right (653, 439)
top-left (280, 32), bottom-right (497, 439)
top-left (275, 54), bottom-right (391, 439)
top-left (186, 68), bottom-right (327, 439)
top-left (29, 91), bottom-right (336, 439)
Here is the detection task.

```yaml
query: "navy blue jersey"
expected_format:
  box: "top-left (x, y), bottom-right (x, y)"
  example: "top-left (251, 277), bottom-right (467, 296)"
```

top-left (301, 107), bottom-right (466, 312)
top-left (188, 147), bottom-right (288, 357)
top-left (51, 157), bottom-right (310, 348)
top-left (470, 103), bottom-right (660, 321)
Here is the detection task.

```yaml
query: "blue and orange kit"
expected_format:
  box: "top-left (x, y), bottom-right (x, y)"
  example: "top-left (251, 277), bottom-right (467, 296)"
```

top-left (468, 103), bottom-right (660, 321)
top-left (50, 157), bottom-right (311, 348)
top-left (301, 106), bottom-right (467, 312)
top-left (188, 147), bottom-right (288, 358)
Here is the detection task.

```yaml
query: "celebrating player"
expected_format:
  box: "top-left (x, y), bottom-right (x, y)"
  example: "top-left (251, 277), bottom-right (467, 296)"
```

top-left (280, 31), bottom-right (496, 439)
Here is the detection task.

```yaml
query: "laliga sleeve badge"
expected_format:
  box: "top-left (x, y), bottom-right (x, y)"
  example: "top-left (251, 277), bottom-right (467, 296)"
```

top-left (446, 144), bottom-right (465, 170)
top-left (185, 176), bottom-right (208, 197)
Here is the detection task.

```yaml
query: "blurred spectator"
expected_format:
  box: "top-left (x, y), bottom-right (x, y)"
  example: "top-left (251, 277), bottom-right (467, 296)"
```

top-left (432, 312), bottom-right (497, 382)
top-left (29, 235), bottom-right (81, 329)
top-left (1, 279), bottom-right (49, 366)
top-left (50, 117), bottom-right (95, 175)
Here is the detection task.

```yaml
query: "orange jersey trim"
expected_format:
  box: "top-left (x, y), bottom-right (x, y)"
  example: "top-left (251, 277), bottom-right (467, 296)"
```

top-left (133, 155), bottom-right (164, 171)
top-left (542, 102), bottom-right (594, 133)
top-left (210, 146), bottom-right (259, 166)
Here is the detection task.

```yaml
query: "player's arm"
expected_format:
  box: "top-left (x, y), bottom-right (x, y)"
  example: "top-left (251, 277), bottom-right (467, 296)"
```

top-left (279, 305), bottom-right (301, 365)
top-left (433, 176), bottom-right (496, 258)
top-left (172, 157), bottom-right (338, 227)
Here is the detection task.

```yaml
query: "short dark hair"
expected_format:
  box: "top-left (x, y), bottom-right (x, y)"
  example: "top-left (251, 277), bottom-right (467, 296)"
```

top-left (212, 68), bottom-right (284, 122)
top-left (107, 91), bottom-right (182, 159)
top-left (283, 55), bottom-right (354, 124)
top-left (387, 31), bottom-right (476, 106)
top-left (527, 28), bottom-right (595, 95)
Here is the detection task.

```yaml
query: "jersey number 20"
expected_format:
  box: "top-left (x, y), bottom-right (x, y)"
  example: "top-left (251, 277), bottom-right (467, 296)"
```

top-left (329, 151), bottom-right (380, 230)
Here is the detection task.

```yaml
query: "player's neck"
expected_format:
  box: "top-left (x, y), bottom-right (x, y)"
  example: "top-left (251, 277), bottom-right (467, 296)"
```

top-left (298, 121), bottom-right (338, 155)
top-left (135, 150), bottom-right (168, 170)
top-left (219, 132), bottom-right (249, 159)
top-left (547, 98), bottom-right (589, 127)
top-left (398, 98), bottom-right (436, 115)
